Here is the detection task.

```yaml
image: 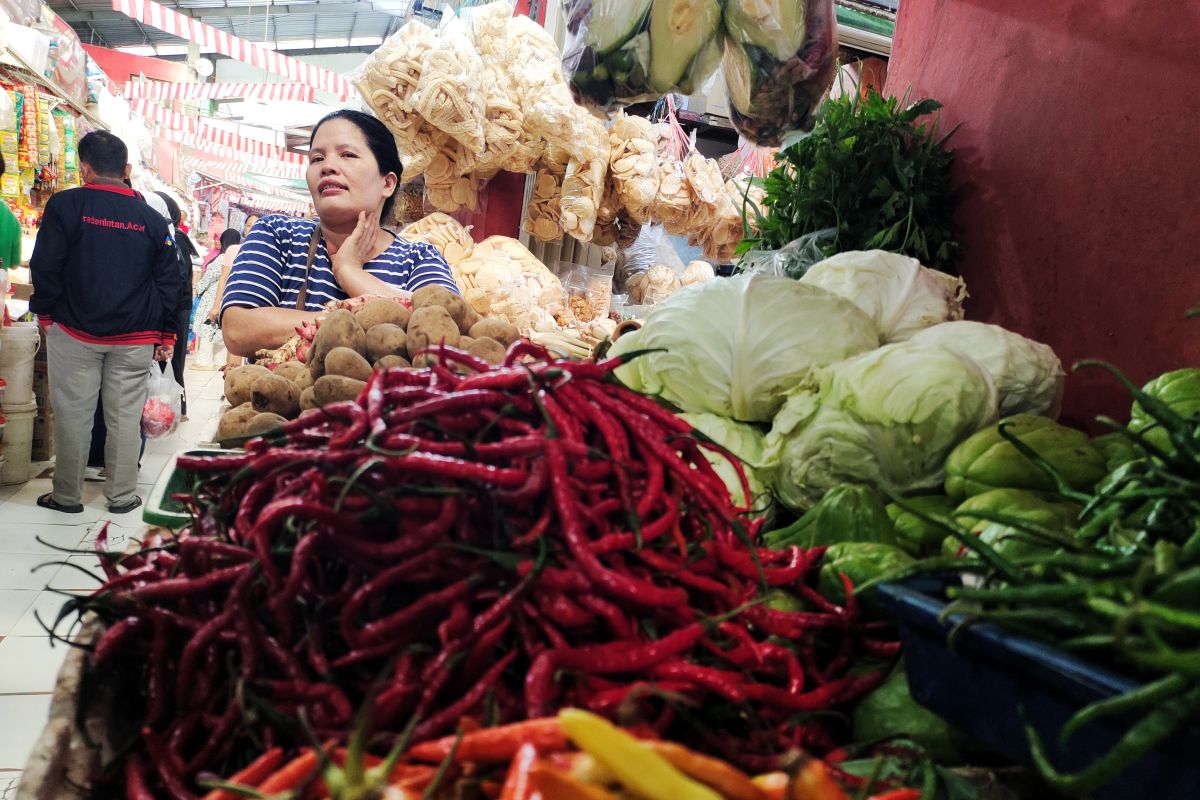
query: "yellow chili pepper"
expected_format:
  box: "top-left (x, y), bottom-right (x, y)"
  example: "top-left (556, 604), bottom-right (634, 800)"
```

top-left (557, 709), bottom-right (723, 800)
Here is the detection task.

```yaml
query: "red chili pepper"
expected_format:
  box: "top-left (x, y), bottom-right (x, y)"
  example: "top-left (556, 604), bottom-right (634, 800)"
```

top-left (353, 577), bottom-right (473, 646)
top-left (123, 756), bottom-right (157, 800)
top-left (91, 616), bottom-right (143, 668)
top-left (650, 660), bottom-right (747, 702)
top-left (412, 649), bottom-right (519, 740)
top-left (142, 728), bottom-right (196, 800)
top-left (128, 562), bottom-right (251, 602)
top-left (555, 623), bottom-right (705, 674)
top-left (867, 791), bottom-right (923, 800)
top-left (499, 742), bottom-right (541, 800)
top-left (524, 649), bottom-right (560, 718)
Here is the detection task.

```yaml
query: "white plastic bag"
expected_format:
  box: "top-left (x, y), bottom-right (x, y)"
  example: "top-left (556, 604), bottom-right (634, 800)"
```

top-left (142, 365), bottom-right (181, 439)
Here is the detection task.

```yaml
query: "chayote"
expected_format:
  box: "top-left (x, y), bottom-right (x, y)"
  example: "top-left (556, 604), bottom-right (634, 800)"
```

top-left (886, 495), bottom-right (959, 557)
top-left (943, 414), bottom-right (1106, 500)
top-left (943, 488), bottom-right (1081, 560)
top-left (1129, 368), bottom-right (1200, 454)
top-left (817, 541), bottom-right (915, 613)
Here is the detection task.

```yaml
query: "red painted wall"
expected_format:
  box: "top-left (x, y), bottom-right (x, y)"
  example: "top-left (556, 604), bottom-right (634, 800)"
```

top-left (82, 44), bottom-right (190, 84)
top-left (885, 0), bottom-right (1200, 430)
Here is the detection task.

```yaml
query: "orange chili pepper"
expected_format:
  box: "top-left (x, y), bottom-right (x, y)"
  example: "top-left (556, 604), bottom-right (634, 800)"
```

top-left (753, 771), bottom-right (790, 800)
top-left (791, 760), bottom-right (850, 800)
top-left (256, 749), bottom-right (320, 794)
top-left (202, 748), bottom-right (285, 800)
top-left (408, 718), bottom-right (567, 764)
top-left (499, 742), bottom-right (540, 800)
top-left (867, 791), bottom-right (922, 800)
top-left (645, 741), bottom-right (768, 800)
top-left (529, 764), bottom-right (619, 800)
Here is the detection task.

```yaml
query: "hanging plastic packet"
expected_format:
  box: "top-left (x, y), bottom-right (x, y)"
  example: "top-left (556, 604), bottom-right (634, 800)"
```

top-left (607, 112), bottom-right (659, 225)
top-left (462, 2), bottom-right (527, 177)
top-left (648, 100), bottom-right (694, 236)
top-left (562, 0), bottom-right (724, 110)
top-left (523, 145), bottom-right (571, 242)
top-left (722, 0), bottom-right (839, 146)
top-left (560, 114), bottom-right (610, 243)
top-left (411, 11), bottom-right (488, 156)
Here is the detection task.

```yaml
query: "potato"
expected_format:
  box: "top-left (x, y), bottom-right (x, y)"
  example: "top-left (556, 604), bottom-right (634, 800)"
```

top-left (293, 369), bottom-right (314, 391)
top-left (216, 403), bottom-right (258, 441)
top-left (414, 285), bottom-right (470, 332)
top-left (309, 310), bottom-right (366, 380)
top-left (314, 375), bottom-right (367, 406)
top-left (467, 336), bottom-right (506, 365)
top-left (406, 305), bottom-right (460, 358)
top-left (458, 336), bottom-right (475, 350)
top-left (224, 364), bottom-right (272, 407)
top-left (245, 412), bottom-right (288, 437)
top-left (469, 318), bottom-right (520, 347)
top-left (366, 323), bottom-right (408, 362)
top-left (272, 361), bottom-right (307, 383)
top-left (299, 386), bottom-right (317, 411)
top-left (375, 354), bottom-right (412, 370)
top-left (324, 346), bottom-right (373, 382)
top-left (355, 298), bottom-right (411, 331)
top-left (251, 373), bottom-right (301, 418)
top-left (462, 305), bottom-right (483, 333)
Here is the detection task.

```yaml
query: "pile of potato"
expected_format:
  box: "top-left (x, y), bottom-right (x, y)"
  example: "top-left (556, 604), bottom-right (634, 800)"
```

top-left (216, 288), bottom-right (520, 442)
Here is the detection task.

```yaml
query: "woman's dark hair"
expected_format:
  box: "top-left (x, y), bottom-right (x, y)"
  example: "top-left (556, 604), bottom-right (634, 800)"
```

top-left (0, 152), bottom-right (5, 177)
top-left (78, 130), bottom-right (128, 178)
top-left (219, 228), bottom-right (242, 253)
top-left (309, 110), bottom-right (402, 218)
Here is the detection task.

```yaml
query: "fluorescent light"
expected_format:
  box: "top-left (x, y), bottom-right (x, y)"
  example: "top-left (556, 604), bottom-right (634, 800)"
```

top-left (314, 37), bottom-right (350, 48)
top-left (349, 36), bottom-right (384, 46)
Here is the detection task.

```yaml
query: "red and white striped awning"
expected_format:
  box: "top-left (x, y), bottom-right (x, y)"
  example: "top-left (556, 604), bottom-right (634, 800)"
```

top-left (183, 156), bottom-right (313, 214)
top-left (133, 98), bottom-right (305, 165)
top-left (112, 0), bottom-right (358, 100)
top-left (169, 133), bottom-right (308, 180)
top-left (124, 80), bottom-right (316, 103)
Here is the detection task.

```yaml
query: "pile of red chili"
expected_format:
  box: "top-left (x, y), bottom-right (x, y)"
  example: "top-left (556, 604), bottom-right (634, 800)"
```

top-left (71, 345), bottom-right (897, 797)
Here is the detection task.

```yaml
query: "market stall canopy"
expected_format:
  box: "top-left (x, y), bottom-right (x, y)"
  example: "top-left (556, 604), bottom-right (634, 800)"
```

top-left (49, 0), bottom-right (423, 57)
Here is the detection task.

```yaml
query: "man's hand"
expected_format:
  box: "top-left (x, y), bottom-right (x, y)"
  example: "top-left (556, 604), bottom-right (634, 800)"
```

top-left (329, 211), bottom-right (381, 285)
top-left (155, 345), bottom-right (174, 362)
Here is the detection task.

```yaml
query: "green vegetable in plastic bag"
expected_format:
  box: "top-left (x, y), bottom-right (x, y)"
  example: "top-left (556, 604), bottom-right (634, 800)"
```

top-left (1129, 367), bottom-right (1200, 454)
top-left (886, 495), bottom-right (958, 558)
top-left (944, 414), bottom-right (1106, 501)
top-left (763, 484), bottom-right (897, 549)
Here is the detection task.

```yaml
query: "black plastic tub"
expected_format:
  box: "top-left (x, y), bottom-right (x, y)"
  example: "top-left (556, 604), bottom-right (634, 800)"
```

top-left (878, 577), bottom-right (1200, 800)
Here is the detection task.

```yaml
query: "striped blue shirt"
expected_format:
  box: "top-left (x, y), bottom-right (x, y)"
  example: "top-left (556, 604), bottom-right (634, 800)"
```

top-left (221, 215), bottom-right (459, 314)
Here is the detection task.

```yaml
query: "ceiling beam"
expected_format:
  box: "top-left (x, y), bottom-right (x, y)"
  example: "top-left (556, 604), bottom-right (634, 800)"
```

top-left (59, 2), bottom-right (389, 24)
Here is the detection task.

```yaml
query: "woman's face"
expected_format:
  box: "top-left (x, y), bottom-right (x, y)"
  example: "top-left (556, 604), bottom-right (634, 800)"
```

top-left (307, 119), bottom-right (396, 226)
top-left (243, 215), bottom-right (259, 235)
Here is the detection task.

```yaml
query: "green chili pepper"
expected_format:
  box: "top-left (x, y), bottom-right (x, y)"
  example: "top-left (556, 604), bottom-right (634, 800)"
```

top-left (1059, 673), bottom-right (1190, 746)
top-left (1026, 683), bottom-right (1200, 795)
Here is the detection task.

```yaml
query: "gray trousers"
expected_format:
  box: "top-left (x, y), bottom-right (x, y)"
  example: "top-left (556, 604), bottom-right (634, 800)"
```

top-left (47, 325), bottom-right (152, 507)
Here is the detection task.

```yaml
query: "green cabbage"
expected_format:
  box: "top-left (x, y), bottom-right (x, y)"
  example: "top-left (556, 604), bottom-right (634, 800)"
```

top-left (766, 342), bottom-right (999, 510)
top-left (678, 412), bottom-right (774, 521)
top-left (906, 320), bottom-right (1065, 418)
top-left (800, 250), bottom-right (966, 342)
top-left (609, 274), bottom-right (880, 422)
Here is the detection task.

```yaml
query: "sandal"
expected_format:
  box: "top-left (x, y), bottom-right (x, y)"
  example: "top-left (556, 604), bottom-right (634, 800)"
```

top-left (37, 493), bottom-right (84, 514)
top-left (108, 496), bottom-right (144, 515)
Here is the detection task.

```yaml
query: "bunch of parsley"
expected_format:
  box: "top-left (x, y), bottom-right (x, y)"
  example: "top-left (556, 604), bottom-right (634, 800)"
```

top-left (739, 88), bottom-right (961, 274)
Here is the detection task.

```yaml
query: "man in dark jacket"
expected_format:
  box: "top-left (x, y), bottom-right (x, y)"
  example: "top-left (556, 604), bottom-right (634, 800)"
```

top-left (29, 131), bottom-right (181, 514)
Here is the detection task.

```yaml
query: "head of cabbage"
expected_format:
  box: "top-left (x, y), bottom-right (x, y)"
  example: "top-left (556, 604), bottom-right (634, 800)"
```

top-left (800, 250), bottom-right (967, 342)
top-left (765, 341), bottom-right (1000, 510)
top-left (678, 412), bottom-right (774, 522)
top-left (609, 274), bottom-right (880, 422)
top-left (906, 320), bottom-right (1066, 417)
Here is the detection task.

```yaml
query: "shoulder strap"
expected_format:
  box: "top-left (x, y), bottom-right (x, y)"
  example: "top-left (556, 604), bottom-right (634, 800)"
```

top-left (294, 225), bottom-right (322, 311)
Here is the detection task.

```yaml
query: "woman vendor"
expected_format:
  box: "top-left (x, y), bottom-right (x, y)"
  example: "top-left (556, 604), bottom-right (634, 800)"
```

top-left (220, 110), bottom-right (458, 356)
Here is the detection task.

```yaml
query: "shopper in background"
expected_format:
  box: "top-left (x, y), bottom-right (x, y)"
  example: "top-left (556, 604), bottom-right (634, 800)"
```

top-left (242, 212), bottom-right (260, 238)
top-left (154, 191), bottom-right (199, 416)
top-left (28, 130), bottom-right (180, 515)
top-left (194, 229), bottom-right (242, 371)
top-left (0, 154), bottom-right (21, 270)
top-left (221, 110), bottom-right (457, 356)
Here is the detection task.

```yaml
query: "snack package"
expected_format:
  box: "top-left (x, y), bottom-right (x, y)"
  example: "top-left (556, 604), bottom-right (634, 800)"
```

top-left (565, 262), bottom-right (615, 323)
top-left (722, 0), bottom-right (839, 146)
top-left (615, 223), bottom-right (685, 298)
top-left (400, 212), bottom-right (475, 267)
top-left (607, 112), bottom-right (659, 224)
top-left (563, 0), bottom-right (724, 109)
top-left (142, 365), bottom-right (182, 439)
top-left (411, 12), bottom-right (487, 155)
top-left (559, 114), bottom-right (610, 243)
top-left (355, 21), bottom-right (443, 180)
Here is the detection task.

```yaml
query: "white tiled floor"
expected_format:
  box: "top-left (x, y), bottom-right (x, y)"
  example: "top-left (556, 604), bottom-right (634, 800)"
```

top-left (0, 359), bottom-right (225, 780)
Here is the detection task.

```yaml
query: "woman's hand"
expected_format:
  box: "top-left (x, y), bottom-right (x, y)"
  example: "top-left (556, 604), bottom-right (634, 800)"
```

top-left (329, 211), bottom-right (381, 282)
